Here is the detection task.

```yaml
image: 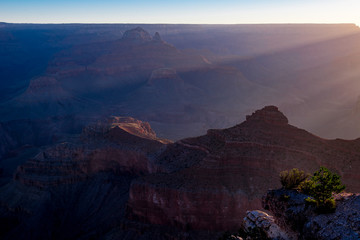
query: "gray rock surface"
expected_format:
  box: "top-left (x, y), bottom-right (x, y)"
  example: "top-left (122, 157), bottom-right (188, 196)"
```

top-left (261, 189), bottom-right (360, 240)
top-left (243, 210), bottom-right (294, 240)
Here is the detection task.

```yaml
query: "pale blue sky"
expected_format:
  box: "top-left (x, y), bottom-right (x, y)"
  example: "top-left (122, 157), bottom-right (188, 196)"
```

top-left (0, 0), bottom-right (359, 25)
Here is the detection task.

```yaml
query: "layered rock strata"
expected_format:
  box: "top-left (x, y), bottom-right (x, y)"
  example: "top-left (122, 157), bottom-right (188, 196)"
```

top-left (14, 117), bottom-right (169, 188)
top-left (128, 106), bottom-right (360, 231)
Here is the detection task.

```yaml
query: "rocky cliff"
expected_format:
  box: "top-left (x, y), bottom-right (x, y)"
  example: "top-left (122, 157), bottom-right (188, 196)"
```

top-left (122, 27), bottom-right (153, 42)
top-left (0, 116), bottom-right (173, 240)
top-left (127, 106), bottom-right (360, 231)
top-left (2, 107), bottom-right (360, 239)
top-left (14, 116), bottom-right (169, 188)
top-left (242, 189), bottom-right (360, 240)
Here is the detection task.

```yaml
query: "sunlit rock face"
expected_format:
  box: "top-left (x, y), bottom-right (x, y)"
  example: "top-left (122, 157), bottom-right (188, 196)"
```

top-left (128, 106), bottom-right (360, 231)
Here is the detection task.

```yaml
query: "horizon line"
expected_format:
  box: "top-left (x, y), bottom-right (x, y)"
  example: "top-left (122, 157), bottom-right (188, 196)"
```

top-left (1, 21), bottom-right (359, 26)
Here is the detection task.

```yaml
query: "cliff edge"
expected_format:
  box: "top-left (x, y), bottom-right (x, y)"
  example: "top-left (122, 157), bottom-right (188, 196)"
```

top-left (241, 189), bottom-right (360, 240)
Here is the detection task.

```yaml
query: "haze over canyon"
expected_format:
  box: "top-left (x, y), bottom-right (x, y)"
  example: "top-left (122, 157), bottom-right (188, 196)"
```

top-left (1, 23), bottom-right (360, 239)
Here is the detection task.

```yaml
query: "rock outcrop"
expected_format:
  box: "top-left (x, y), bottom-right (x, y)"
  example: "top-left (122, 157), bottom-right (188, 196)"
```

top-left (81, 116), bottom-right (166, 143)
top-left (14, 116), bottom-right (170, 188)
top-left (0, 117), bottom-right (176, 240)
top-left (258, 189), bottom-right (360, 240)
top-left (153, 32), bottom-right (162, 42)
top-left (127, 106), bottom-right (360, 231)
top-left (245, 106), bottom-right (288, 125)
top-left (122, 27), bottom-right (153, 42)
top-left (243, 210), bottom-right (294, 240)
top-left (121, 28), bottom-right (165, 44)
top-left (3, 106), bottom-right (360, 239)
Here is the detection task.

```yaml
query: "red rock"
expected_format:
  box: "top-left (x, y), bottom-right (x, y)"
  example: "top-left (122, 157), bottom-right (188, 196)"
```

top-left (14, 117), bottom-right (170, 188)
top-left (127, 106), bottom-right (360, 231)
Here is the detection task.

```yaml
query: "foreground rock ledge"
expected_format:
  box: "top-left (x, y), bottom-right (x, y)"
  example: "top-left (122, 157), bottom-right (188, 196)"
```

top-left (244, 189), bottom-right (360, 240)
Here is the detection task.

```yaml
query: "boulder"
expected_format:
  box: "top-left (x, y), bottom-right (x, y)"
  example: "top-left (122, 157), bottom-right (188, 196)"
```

top-left (243, 210), bottom-right (294, 240)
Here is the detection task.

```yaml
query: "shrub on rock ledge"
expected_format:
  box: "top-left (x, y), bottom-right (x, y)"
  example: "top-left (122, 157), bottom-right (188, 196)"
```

top-left (280, 168), bottom-right (309, 190)
top-left (299, 166), bottom-right (345, 213)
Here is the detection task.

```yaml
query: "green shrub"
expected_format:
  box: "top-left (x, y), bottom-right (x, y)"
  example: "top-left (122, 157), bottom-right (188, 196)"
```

top-left (304, 196), bottom-right (317, 205)
top-left (298, 178), bottom-right (314, 195)
top-left (299, 166), bottom-right (345, 213)
top-left (280, 168), bottom-right (309, 189)
top-left (305, 196), bottom-right (336, 213)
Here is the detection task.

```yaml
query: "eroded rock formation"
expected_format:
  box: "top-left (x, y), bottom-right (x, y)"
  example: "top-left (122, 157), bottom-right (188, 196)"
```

top-left (127, 106), bottom-right (360, 231)
top-left (0, 116), bottom-right (173, 240)
top-left (14, 116), bottom-right (169, 188)
top-left (122, 27), bottom-right (153, 42)
top-left (2, 107), bottom-right (360, 239)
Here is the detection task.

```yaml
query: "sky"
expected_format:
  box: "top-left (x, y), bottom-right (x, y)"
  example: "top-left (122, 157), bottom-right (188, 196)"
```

top-left (0, 0), bottom-right (359, 25)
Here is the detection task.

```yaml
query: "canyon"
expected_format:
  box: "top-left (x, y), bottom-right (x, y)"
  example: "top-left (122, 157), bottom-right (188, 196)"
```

top-left (1, 106), bottom-right (360, 239)
top-left (1, 24), bottom-right (360, 239)
top-left (1, 24), bottom-right (360, 144)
